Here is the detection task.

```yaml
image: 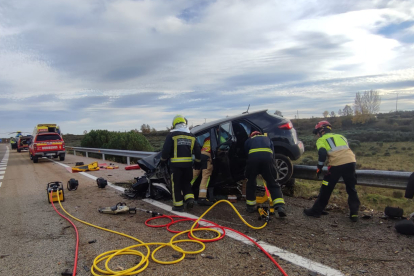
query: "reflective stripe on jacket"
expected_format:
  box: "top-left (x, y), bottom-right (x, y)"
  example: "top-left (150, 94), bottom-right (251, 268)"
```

top-left (316, 133), bottom-right (356, 166)
top-left (244, 135), bottom-right (274, 159)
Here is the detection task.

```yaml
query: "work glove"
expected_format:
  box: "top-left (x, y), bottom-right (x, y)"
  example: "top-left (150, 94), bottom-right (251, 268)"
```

top-left (193, 161), bottom-right (201, 171)
top-left (316, 165), bottom-right (323, 179)
top-left (316, 169), bottom-right (321, 179)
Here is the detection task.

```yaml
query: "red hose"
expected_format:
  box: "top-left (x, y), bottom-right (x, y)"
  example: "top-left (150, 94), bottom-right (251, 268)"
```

top-left (146, 215), bottom-right (288, 276)
top-left (50, 193), bottom-right (79, 276)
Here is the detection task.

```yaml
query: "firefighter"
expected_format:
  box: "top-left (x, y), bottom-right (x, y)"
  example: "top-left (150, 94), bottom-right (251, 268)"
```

top-left (244, 131), bottom-right (286, 217)
top-left (161, 115), bottom-right (201, 212)
top-left (191, 136), bottom-right (214, 206)
top-left (304, 121), bottom-right (360, 222)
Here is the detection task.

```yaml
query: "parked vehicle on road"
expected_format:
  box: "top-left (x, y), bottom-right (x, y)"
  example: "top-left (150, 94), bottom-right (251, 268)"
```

top-left (29, 132), bottom-right (65, 163)
top-left (17, 135), bottom-right (32, 152)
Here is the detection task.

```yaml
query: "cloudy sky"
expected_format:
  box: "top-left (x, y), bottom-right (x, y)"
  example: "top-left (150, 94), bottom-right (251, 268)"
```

top-left (1, 0), bottom-right (413, 135)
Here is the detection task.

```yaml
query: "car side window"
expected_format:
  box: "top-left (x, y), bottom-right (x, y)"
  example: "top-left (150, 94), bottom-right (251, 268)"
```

top-left (217, 122), bottom-right (233, 144)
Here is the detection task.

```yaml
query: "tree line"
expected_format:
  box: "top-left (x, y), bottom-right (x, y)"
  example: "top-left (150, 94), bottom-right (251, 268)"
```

top-left (322, 90), bottom-right (381, 124)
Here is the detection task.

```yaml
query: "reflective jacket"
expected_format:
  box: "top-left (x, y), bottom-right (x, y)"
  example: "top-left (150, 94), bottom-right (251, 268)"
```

top-left (244, 135), bottom-right (274, 160)
top-left (161, 130), bottom-right (201, 168)
top-left (316, 133), bottom-right (356, 167)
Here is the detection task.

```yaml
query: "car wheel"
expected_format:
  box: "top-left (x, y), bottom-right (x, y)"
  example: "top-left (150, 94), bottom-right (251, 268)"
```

top-left (59, 154), bottom-right (65, 161)
top-left (17, 149), bottom-right (21, 153)
top-left (273, 154), bottom-right (293, 185)
top-left (33, 156), bottom-right (38, 163)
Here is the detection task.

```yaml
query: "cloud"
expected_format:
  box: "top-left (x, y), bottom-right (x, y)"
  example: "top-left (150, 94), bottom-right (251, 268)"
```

top-left (0, 0), bottom-right (413, 134)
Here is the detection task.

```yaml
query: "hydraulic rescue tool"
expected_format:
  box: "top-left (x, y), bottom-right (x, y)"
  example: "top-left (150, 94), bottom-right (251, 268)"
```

top-left (98, 202), bottom-right (136, 214)
top-left (98, 202), bottom-right (163, 217)
top-left (47, 182), bottom-right (65, 203)
top-left (255, 176), bottom-right (276, 221)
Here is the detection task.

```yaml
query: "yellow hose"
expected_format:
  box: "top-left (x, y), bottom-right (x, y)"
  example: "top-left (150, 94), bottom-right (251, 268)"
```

top-left (56, 195), bottom-right (266, 275)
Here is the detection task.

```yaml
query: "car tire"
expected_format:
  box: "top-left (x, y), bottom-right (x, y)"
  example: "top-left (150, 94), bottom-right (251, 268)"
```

top-left (33, 156), bottom-right (38, 163)
top-left (60, 154), bottom-right (65, 161)
top-left (273, 154), bottom-right (293, 185)
top-left (17, 149), bottom-right (21, 153)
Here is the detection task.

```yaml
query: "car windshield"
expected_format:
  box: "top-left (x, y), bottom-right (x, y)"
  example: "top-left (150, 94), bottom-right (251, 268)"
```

top-left (36, 134), bottom-right (61, 141)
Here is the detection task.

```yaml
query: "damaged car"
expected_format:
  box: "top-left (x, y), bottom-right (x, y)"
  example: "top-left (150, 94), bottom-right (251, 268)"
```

top-left (125, 110), bottom-right (304, 200)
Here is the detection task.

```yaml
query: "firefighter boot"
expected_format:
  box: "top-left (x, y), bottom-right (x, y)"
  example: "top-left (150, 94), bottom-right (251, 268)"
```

top-left (186, 198), bottom-right (194, 210)
top-left (198, 198), bottom-right (214, 206)
top-left (172, 206), bottom-right (184, 212)
top-left (277, 205), bottom-right (287, 218)
top-left (350, 213), bottom-right (359, 222)
top-left (304, 208), bottom-right (321, 218)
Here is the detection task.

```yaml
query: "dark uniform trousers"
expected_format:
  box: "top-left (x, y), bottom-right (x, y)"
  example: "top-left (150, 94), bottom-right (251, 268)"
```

top-left (171, 166), bottom-right (194, 207)
top-left (312, 162), bottom-right (360, 215)
top-left (245, 157), bottom-right (284, 206)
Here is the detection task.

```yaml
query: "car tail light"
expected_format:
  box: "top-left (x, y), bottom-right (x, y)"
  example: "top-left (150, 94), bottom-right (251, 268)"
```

top-left (62, 142), bottom-right (65, 149)
top-left (34, 143), bottom-right (37, 151)
top-left (278, 122), bottom-right (293, 130)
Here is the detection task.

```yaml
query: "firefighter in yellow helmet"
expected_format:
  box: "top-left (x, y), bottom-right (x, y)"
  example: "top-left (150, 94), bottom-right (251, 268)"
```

top-left (191, 136), bottom-right (214, 206)
top-left (244, 131), bottom-right (286, 217)
top-left (304, 121), bottom-right (360, 222)
top-left (161, 115), bottom-right (201, 212)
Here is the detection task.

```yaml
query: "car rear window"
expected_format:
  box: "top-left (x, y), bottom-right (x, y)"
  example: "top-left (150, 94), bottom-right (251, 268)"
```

top-left (36, 134), bottom-right (62, 141)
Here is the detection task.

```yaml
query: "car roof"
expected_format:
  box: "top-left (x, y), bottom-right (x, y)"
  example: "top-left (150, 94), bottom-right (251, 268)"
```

top-left (191, 109), bottom-right (268, 133)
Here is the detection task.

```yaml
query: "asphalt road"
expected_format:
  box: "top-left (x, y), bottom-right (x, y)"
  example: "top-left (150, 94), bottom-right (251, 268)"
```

top-left (0, 144), bottom-right (413, 276)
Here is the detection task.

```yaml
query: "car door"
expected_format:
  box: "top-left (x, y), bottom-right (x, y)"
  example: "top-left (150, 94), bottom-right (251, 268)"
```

top-left (210, 122), bottom-right (235, 185)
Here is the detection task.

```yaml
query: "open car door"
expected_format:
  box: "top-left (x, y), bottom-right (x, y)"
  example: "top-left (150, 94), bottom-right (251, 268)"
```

top-left (210, 122), bottom-right (236, 186)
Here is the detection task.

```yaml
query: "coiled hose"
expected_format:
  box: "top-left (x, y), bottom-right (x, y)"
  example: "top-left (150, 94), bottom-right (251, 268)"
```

top-left (54, 195), bottom-right (288, 276)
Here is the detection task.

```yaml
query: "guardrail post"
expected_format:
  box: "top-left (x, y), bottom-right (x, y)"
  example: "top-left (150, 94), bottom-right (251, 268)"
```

top-left (102, 154), bottom-right (105, 161)
top-left (127, 157), bottom-right (130, 166)
top-left (74, 150), bottom-right (76, 156)
top-left (86, 152), bottom-right (88, 158)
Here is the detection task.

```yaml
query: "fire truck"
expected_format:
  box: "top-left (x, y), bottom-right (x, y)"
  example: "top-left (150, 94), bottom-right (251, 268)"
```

top-left (29, 124), bottom-right (65, 163)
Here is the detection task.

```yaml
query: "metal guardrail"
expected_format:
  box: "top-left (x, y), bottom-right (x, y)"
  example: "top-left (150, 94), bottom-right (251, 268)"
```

top-left (68, 147), bottom-right (155, 165)
top-left (293, 165), bottom-right (412, 190)
top-left (68, 147), bottom-right (413, 190)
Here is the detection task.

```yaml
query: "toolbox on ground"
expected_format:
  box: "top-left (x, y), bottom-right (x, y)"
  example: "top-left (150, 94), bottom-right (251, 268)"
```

top-left (47, 182), bottom-right (65, 203)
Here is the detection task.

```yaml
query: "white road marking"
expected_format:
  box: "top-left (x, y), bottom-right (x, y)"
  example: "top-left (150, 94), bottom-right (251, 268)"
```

top-left (0, 171), bottom-right (5, 174)
top-left (0, 182), bottom-right (2, 187)
top-left (0, 176), bottom-right (3, 180)
top-left (52, 160), bottom-right (344, 276)
top-left (0, 168), bottom-right (5, 171)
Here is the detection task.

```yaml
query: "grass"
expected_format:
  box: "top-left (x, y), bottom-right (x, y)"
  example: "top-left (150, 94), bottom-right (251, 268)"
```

top-left (293, 142), bottom-right (414, 216)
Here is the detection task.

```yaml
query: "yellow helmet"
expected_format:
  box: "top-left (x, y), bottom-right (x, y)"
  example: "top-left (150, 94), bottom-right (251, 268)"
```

top-left (172, 115), bottom-right (186, 129)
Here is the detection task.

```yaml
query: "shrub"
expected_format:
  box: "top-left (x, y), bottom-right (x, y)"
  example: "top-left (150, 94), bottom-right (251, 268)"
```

top-left (377, 142), bottom-right (383, 147)
top-left (401, 147), bottom-right (406, 150)
top-left (81, 130), bottom-right (154, 163)
top-left (371, 151), bottom-right (376, 155)
top-left (384, 152), bottom-right (391, 156)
